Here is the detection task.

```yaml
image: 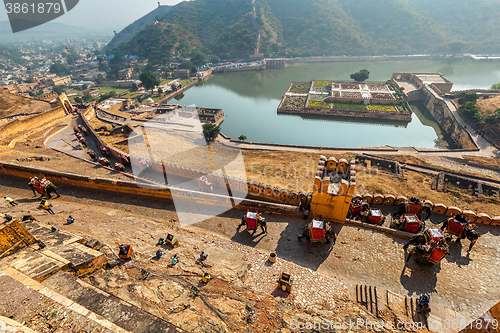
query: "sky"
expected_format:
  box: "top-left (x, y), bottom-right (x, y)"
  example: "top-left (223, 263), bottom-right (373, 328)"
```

top-left (0, 0), bottom-right (184, 32)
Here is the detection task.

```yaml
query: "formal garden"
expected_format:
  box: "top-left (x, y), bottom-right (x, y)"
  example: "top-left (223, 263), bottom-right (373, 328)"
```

top-left (280, 96), bottom-right (307, 110)
top-left (288, 82), bottom-right (311, 94)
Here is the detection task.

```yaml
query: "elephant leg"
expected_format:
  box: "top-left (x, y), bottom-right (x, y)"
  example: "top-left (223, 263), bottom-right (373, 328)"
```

top-left (468, 239), bottom-right (477, 252)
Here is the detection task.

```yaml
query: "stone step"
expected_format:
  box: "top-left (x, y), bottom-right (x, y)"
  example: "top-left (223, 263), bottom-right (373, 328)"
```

top-left (0, 220), bottom-right (108, 281)
top-left (42, 271), bottom-right (186, 333)
top-left (354, 283), bottom-right (473, 333)
top-left (0, 268), bottom-right (129, 333)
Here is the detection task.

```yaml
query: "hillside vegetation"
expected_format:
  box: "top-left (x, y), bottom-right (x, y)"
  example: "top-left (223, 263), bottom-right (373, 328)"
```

top-left (107, 0), bottom-right (500, 63)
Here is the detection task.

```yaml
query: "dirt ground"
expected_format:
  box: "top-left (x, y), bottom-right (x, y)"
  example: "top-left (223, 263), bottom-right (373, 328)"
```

top-left (0, 93), bottom-right (52, 118)
top-left (0, 180), bottom-right (426, 333)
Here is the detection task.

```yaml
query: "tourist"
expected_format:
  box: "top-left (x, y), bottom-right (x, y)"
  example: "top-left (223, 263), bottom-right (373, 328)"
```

top-left (171, 254), bottom-right (179, 265)
top-left (67, 215), bottom-right (74, 224)
top-left (199, 251), bottom-right (208, 261)
top-left (40, 201), bottom-right (55, 215)
top-left (4, 196), bottom-right (18, 206)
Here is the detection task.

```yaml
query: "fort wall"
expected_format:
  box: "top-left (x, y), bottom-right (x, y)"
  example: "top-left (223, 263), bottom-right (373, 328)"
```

top-left (0, 106), bottom-right (67, 141)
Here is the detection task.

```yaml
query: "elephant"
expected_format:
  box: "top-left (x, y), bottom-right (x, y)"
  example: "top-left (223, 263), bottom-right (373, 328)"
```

top-left (199, 176), bottom-right (213, 193)
top-left (28, 177), bottom-right (60, 199)
top-left (87, 149), bottom-right (97, 161)
top-left (115, 162), bottom-right (125, 172)
top-left (238, 213), bottom-right (267, 235)
top-left (393, 198), bottom-right (432, 221)
top-left (403, 228), bottom-right (451, 250)
top-left (99, 157), bottom-right (111, 167)
top-left (441, 214), bottom-right (481, 252)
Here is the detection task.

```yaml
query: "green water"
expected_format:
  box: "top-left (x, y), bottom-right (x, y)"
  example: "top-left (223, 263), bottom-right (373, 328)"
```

top-left (169, 60), bottom-right (500, 148)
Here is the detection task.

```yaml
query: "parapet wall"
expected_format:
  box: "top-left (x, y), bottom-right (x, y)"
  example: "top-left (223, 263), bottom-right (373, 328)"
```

top-left (0, 106), bottom-right (66, 141)
top-left (421, 85), bottom-right (477, 149)
top-left (80, 106), bottom-right (313, 207)
top-left (0, 161), bottom-right (304, 217)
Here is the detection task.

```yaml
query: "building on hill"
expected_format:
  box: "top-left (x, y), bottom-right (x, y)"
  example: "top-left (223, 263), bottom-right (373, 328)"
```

top-left (48, 76), bottom-right (71, 87)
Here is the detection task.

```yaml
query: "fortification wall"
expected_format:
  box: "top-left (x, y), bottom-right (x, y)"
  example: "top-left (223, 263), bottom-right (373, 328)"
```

top-left (0, 107), bottom-right (66, 141)
top-left (80, 106), bottom-right (313, 208)
top-left (421, 86), bottom-right (476, 149)
top-left (0, 162), bottom-right (304, 217)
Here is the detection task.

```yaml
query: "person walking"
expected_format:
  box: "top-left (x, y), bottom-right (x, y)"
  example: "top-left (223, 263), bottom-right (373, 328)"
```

top-left (40, 200), bottom-right (55, 215)
top-left (4, 197), bottom-right (18, 206)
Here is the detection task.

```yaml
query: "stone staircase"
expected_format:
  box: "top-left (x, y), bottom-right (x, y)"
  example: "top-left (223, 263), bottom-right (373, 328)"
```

top-left (354, 284), bottom-right (473, 333)
top-left (0, 219), bottom-right (187, 333)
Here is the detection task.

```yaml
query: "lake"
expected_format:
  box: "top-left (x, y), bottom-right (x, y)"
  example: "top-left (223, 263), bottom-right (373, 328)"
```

top-left (169, 60), bottom-right (500, 148)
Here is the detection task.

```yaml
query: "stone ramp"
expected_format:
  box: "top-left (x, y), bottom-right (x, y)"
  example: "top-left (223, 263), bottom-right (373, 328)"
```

top-left (42, 271), bottom-right (186, 333)
top-left (0, 268), bottom-right (125, 333)
top-left (354, 284), bottom-right (472, 333)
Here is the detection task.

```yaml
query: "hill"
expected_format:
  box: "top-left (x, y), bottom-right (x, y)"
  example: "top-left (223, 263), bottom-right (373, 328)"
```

top-left (106, 0), bottom-right (500, 63)
top-left (105, 5), bottom-right (173, 50)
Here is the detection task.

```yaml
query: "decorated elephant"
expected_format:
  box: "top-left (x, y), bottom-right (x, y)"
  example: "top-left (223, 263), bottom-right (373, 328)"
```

top-left (199, 176), bottom-right (213, 193)
top-left (441, 214), bottom-right (481, 252)
top-left (28, 177), bottom-right (60, 199)
top-left (99, 157), bottom-right (111, 167)
top-left (115, 162), bottom-right (125, 172)
top-left (238, 211), bottom-right (267, 235)
top-left (393, 198), bottom-right (432, 221)
top-left (118, 154), bottom-right (131, 167)
top-left (87, 149), bottom-right (97, 161)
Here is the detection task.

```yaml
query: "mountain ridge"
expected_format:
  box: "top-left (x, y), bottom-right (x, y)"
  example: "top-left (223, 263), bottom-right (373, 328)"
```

top-left (106, 0), bottom-right (500, 64)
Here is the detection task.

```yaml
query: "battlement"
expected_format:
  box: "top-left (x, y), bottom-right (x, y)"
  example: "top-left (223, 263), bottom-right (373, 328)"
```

top-left (310, 156), bottom-right (356, 222)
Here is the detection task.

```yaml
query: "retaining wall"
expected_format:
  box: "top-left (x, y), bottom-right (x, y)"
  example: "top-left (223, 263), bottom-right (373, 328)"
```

top-left (421, 85), bottom-right (476, 149)
top-left (0, 107), bottom-right (66, 140)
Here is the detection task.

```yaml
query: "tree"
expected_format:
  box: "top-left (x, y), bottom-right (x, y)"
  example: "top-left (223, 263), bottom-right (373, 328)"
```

top-left (74, 96), bottom-right (83, 103)
top-left (209, 56), bottom-right (220, 64)
top-left (28, 92), bottom-right (36, 97)
top-left (180, 60), bottom-right (193, 69)
top-left (107, 64), bottom-right (120, 80)
top-left (82, 94), bottom-right (94, 103)
top-left (190, 50), bottom-right (208, 66)
top-left (457, 91), bottom-right (478, 105)
top-left (158, 87), bottom-right (163, 95)
top-left (191, 66), bottom-right (198, 74)
top-left (82, 84), bottom-right (88, 90)
top-left (237, 135), bottom-right (247, 141)
top-left (491, 83), bottom-right (500, 90)
top-left (139, 71), bottom-right (160, 93)
top-left (52, 85), bottom-right (65, 95)
top-left (350, 69), bottom-right (370, 82)
top-left (49, 63), bottom-right (69, 76)
top-left (37, 89), bottom-right (43, 96)
top-left (448, 41), bottom-right (466, 55)
top-left (202, 123), bottom-right (221, 141)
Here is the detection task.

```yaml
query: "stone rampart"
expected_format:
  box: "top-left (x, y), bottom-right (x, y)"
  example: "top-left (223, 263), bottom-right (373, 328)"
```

top-left (0, 107), bottom-right (66, 141)
top-left (421, 85), bottom-right (476, 149)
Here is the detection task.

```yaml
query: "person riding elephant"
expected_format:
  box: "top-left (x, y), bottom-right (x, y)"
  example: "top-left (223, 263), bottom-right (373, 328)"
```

top-left (87, 149), bottom-right (97, 161)
top-left (393, 197), bottom-right (432, 221)
top-left (441, 214), bottom-right (481, 252)
top-left (100, 146), bottom-right (110, 157)
top-left (403, 229), bottom-right (451, 250)
top-left (79, 137), bottom-right (87, 147)
top-left (28, 177), bottom-right (60, 199)
top-left (119, 154), bottom-right (130, 167)
top-left (238, 213), bottom-right (267, 235)
top-left (115, 162), bottom-right (125, 172)
top-left (99, 157), bottom-right (111, 167)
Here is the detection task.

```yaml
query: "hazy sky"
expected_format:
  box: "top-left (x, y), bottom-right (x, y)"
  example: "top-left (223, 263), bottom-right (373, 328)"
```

top-left (1, 0), bottom-right (183, 31)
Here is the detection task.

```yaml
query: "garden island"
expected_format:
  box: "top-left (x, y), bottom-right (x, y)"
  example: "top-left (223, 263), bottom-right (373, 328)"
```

top-left (277, 79), bottom-right (412, 122)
